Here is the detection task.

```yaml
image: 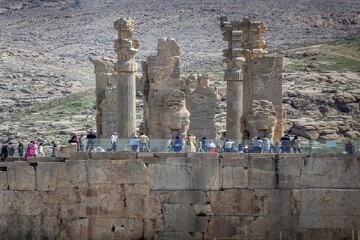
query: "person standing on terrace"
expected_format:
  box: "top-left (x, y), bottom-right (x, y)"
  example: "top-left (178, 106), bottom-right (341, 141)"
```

top-left (345, 141), bottom-right (355, 154)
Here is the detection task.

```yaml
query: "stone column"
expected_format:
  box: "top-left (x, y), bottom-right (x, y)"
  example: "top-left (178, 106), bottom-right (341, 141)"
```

top-left (220, 17), bottom-right (246, 142)
top-left (114, 17), bottom-right (139, 138)
top-left (90, 56), bottom-right (116, 138)
top-left (240, 17), bottom-right (268, 115)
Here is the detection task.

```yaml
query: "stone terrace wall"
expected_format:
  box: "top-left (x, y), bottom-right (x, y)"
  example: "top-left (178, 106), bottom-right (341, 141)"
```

top-left (0, 153), bottom-right (359, 239)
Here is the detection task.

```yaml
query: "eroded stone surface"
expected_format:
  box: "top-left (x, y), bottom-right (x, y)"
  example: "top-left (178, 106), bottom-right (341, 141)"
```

top-left (0, 154), bottom-right (359, 239)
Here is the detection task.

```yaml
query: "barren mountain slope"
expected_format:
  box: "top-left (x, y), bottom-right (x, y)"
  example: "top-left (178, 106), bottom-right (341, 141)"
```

top-left (1, 0), bottom-right (359, 80)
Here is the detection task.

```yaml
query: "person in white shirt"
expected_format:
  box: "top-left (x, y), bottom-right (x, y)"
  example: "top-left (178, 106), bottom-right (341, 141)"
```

top-left (38, 142), bottom-right (45, 157)
top-left (262, 137), bottom-right (271, 153)
top-left (107, 132), bottom-right (118, 152)
top-left (253, 137), bottom-right (263, 153)
top-left (222, 139), bottom-right (234, 152)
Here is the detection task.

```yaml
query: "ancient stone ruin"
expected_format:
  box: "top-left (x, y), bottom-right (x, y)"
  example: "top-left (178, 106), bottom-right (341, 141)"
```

top-left (219, 16), bottom-right (246, 142)
top-left (185, 74), bottom-right (217, 139)
top-left (113, 17), bottom-right (139, 139)
top-left (92, 16), bottom-right (285, 145)
top-left (242, 100), bottom-right (277, 140)
top-left (141, 37), bottom-right (185, 140)
top-left (91, 17), bottom-right (139, 140)
top-left (220, 16), bottom-right (284, 143)
top-left (243, 57), bottom-right (285, 141)
top-left (160, 90), bottom-right (190, 139)
top-left (90, 56), bottom-right (116, 138)
top-left (141, 38), bottom-right (217, 142)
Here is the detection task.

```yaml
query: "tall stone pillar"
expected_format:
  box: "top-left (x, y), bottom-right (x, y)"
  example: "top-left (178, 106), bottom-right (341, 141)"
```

top-left (220, 17), bottom-right (246, 142)
top-left (141, 37), bottom-right (183, 140)
top-left (240, 17), bottom-right (268, 115)
top-left (114, 17), bottom-right (139, 138)
top-left (90, 56), bottom-right (116, 138)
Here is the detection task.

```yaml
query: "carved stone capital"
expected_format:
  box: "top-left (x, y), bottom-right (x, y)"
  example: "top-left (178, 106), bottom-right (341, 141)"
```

top-left (114, 60), bottom-right (138, 73)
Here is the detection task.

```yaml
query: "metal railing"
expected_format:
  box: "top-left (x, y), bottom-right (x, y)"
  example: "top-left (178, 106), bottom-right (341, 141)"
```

top-left (4, 138), bottom-right (358, 159)
top-left (61, 138), bottom-right (360, 154)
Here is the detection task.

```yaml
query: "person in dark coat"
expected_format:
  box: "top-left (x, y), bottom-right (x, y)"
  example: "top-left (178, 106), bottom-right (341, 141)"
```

top-left (345, 141), bottom-right (355, 154)
top-left (86, 129), bottom-right (97, 152)
top-left (0, 144), bottom-right (9, 162)
top-left (17, 142), bottom-right (24, 157)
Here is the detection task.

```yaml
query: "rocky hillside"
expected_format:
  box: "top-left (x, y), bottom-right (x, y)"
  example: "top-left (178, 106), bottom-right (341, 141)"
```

top-left (282, 39), bottom-right (360, 141)
top-left (0, 0), bottom-right (359, 145)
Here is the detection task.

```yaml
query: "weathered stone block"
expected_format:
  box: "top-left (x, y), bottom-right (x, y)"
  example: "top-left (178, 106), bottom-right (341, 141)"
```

top-left (149, 164), bottom-right (192, 190)
top-left (78, 188), bottom-right (127, 217)
top-left (7, 165), bottom-right (36, 190)
top-left (0, 161), bottom-right (28, 168)
top-left (110, 159), bottom-right (148, 184)
top-left (90, 217), bottom-right (144, 240)
top-left (0, 171), bottom-right (7, 190)
top-left (301, 156), bottom-right (360, 188)
top-left (10, 191), bottom-right (47, 216)
top-left (137, 152), bottom-right (154, 158)
top-left (127, 195), bottom-right (162, 219)
top-left (91, 151), bottom-right (137, 160)
top-left (206, 216), bottom-right (248, 239)
top-left (248, 216), bottom-right (269, 240)
top-left (299, 215), bottom-right (360, 229)
top-left (293, 228), bottom-right (354, 240)
top-left (278, 156), bottom-right (304, 188)
top-left (58, 203), bottom-right (82, 219)
top-left (249, 168), bottom-right (276, 188)
top-left (166, 157), bottom-right (192, 167)
top-left (56, 160), bottom-right (88, 188)
top-left (0, 216), bottom-right (6, 235)
top-left (193, 204), bottom-right (214, 216)
top-left (162, 204), bottom-right (209, 232)
top-left (250, 155), bottom-right (275, 172)
top-left (66, 218), bottom-right (89, 240)
top-left (158, 231), bottom-right (197, 240)
top-left (254, 189), bottom-right (292, 216)
top-left (68, 151), bottom-right (89, 160)
top-left (28, 157), bottom-right (57, 163)
top-left (192, 157), bottom-right (221, 190)
top-left (169, 191), bottom-right (208, 204)
top-left (223, 166), bottom-right (248, 189)
top-left (39, 216), bottom-right (60, 238)
top-left (144, 217), bottom-right (165, 239)
top-left (36, 162), bottom-right (62, 191)
top-left (86, 160), bottom-right (111, 185)
top-left (208, 189), bottom-right (264, 216)
top-left (7, 215), bottom-right (40, 239)
top-left (292, 189), bottom-right (360, 216)
top-left (39, 188), bottom-right (78, 204)
top-left (222, 154), bottom-right (249, 167)
top-left (142, 156), bottom-right (166, 164)
top-left (124, 183), bottom-right (150, 196)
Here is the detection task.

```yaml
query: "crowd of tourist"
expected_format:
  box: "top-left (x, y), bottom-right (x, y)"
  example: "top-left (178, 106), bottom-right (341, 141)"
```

top-left (0, 140), bottom-right (57, 162)
top-left (0, 130), bottom-right (357, 162)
